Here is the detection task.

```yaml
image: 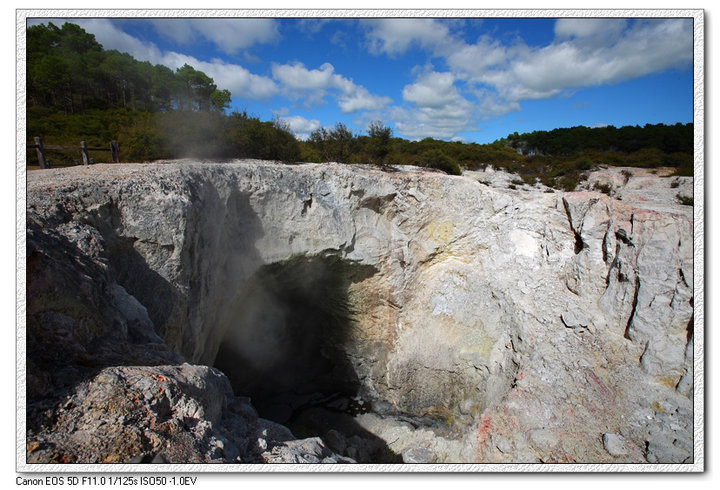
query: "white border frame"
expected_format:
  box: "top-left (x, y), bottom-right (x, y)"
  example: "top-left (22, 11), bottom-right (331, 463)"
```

top-left (15, 8), bottom-right (705, 474)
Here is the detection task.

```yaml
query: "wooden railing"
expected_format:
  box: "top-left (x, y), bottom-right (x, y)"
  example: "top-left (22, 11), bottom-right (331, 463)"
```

top-left (28, 137), bottom-right (119, 169)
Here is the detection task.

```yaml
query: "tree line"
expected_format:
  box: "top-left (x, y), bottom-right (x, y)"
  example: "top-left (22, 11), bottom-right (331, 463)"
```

top-left (26, 22), bottom-right (693, 189)
top-left (504, 123), bottom-right (693, 156)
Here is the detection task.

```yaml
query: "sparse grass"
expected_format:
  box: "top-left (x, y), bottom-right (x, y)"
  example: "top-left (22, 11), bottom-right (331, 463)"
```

top-left (620, 169), bottom-right (632, 184)
top-left (593, 182), bottom-right (613, 195)
top-left (521, 173), bottom-right (537, 185)
top-left (671, 163), bottom-right (694, 177)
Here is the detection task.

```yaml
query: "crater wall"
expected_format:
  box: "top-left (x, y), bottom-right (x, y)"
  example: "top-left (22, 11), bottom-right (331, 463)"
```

top-left (24, 161), bottom-right (695, 464)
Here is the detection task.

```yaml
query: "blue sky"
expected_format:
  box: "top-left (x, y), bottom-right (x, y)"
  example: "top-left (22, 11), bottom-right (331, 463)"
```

top-left (27, 15), bottom-right (694, 144)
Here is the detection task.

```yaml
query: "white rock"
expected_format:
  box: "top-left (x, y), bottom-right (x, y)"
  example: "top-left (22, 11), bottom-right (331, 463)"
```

top-left (561, 310), bottom-right (590, 328)
top-left (602, 433), bottom-right (628, 456)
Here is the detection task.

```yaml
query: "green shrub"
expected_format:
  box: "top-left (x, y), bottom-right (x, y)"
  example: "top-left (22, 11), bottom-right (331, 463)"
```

top-left (226, 112), bottom-right (300, 162)
top-left (309, 123), bottom-right (355, 163)
top-left (573, 157), bottom-right (593, 171)
top-left (123, 123), bottom-right (166, 161)
top-left (420, 149), bottom-right (462, 175)
top-left (672, 161), bottom-right (694, 177)
top-left (604, 152), bottom-right (624, 165)
top-left (558, 175), bottom-right (579, 191)
top-left (367, 121), bottom-right (392, 165)
top-left (628, 148), bottom-right (665, 168)
top-left (298, 143), bottom-right (321, 163)
top-left (676, 194), bottom-right (693, 206)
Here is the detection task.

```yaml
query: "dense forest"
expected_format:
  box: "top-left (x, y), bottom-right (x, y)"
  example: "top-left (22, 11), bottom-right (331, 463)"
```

top-left (26, 22), bottom-right (694, 190)
top-left (505, 124), bottom-right (693, 156)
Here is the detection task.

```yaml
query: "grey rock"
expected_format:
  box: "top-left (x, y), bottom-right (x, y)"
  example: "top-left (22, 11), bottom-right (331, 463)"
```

top-left (646, 438), bottom-right (693, 464)
top-left (151, 453), bottom-right (168, 464)
top-left (602, 433), bottom-right (628, 456)
top-left (403, 446), bottom-right (438, 464)
top-left (528, 429), bottom-right (559, 452)
top-left (561, 310), bottom-right (590, 328)
top-left (346, 446), bottom-right (359, 461)
top-left (324, 429), bottom-right (347, 455)
top-left (262, 437), bottom-right (355, 464)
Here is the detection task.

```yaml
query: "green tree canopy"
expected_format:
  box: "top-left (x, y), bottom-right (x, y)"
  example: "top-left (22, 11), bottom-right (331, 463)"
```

top-left (367, 121), bottom-right (392, 164)
top-left (27, 22), bottom-right (232, 115)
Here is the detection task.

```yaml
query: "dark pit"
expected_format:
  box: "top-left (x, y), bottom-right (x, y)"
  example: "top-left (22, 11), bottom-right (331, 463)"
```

top-left (213, 255), bottom-right (402, 462)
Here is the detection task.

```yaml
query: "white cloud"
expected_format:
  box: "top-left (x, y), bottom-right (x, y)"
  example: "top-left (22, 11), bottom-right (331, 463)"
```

top-left (474, 89), bottom-right (521, 120)
top-left (441, 18), bottom-right (693, 119)
top-left (445, 36), bottom-right (509, 79)
top-left (393, 70), bottom-right (475, 140)
top-left (363, 19), bottom-right (452, 56)
top-left (392, 105), bottom-right (475, 141)
top-left (150, 18), bottom-right (280, 55)
top-left (278, 115), bottom-right (322, 140)
top-left (272, 62), bottom-right (336, 92)
top-left (272, 61), bottom-right (391, 113)
top-left (554, 18), bottom-right (628, 46)
top-left (510, 42), bottom-right (591, 97)
top-left (511, 19), bottom-right (692, 97)
top-left (189, 58), bottom-right (279, 100)
top-left (403, 71), bottom-right (462, 108)
top-left (295, 19), bottom-right (332, 36)
top-left (338, 87), bottom-right (392, 114)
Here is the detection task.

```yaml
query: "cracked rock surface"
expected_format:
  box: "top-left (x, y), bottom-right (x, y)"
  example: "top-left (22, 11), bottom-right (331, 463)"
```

top-left (25, 161), bottom-right (694, 464)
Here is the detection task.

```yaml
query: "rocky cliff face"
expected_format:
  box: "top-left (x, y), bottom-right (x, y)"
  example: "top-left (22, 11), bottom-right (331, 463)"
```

top-left (24, 161), bottom-right (695, 464)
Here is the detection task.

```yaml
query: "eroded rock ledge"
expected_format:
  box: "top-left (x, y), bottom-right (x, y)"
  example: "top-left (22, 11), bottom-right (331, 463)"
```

top-left (25, 161), bottom-right (694, 464)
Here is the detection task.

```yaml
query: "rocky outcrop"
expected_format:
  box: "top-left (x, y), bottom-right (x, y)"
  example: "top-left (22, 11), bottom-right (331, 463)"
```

top-left (24, 161), bottom-right (695, 464)
top-left (26, 363), bottom-right (353, 464)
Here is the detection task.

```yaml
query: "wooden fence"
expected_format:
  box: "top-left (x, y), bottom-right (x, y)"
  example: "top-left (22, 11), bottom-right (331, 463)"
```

top-left (28, 137), bottom-right (119, 169)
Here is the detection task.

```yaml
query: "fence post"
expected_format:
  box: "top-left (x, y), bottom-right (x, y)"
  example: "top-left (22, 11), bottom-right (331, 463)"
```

top-left (80, 141), bottom-right (90, 166)
top-left (34, 136), bottom-right (49, 169)
top-left (110, 141), bottom-right (119, 163)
